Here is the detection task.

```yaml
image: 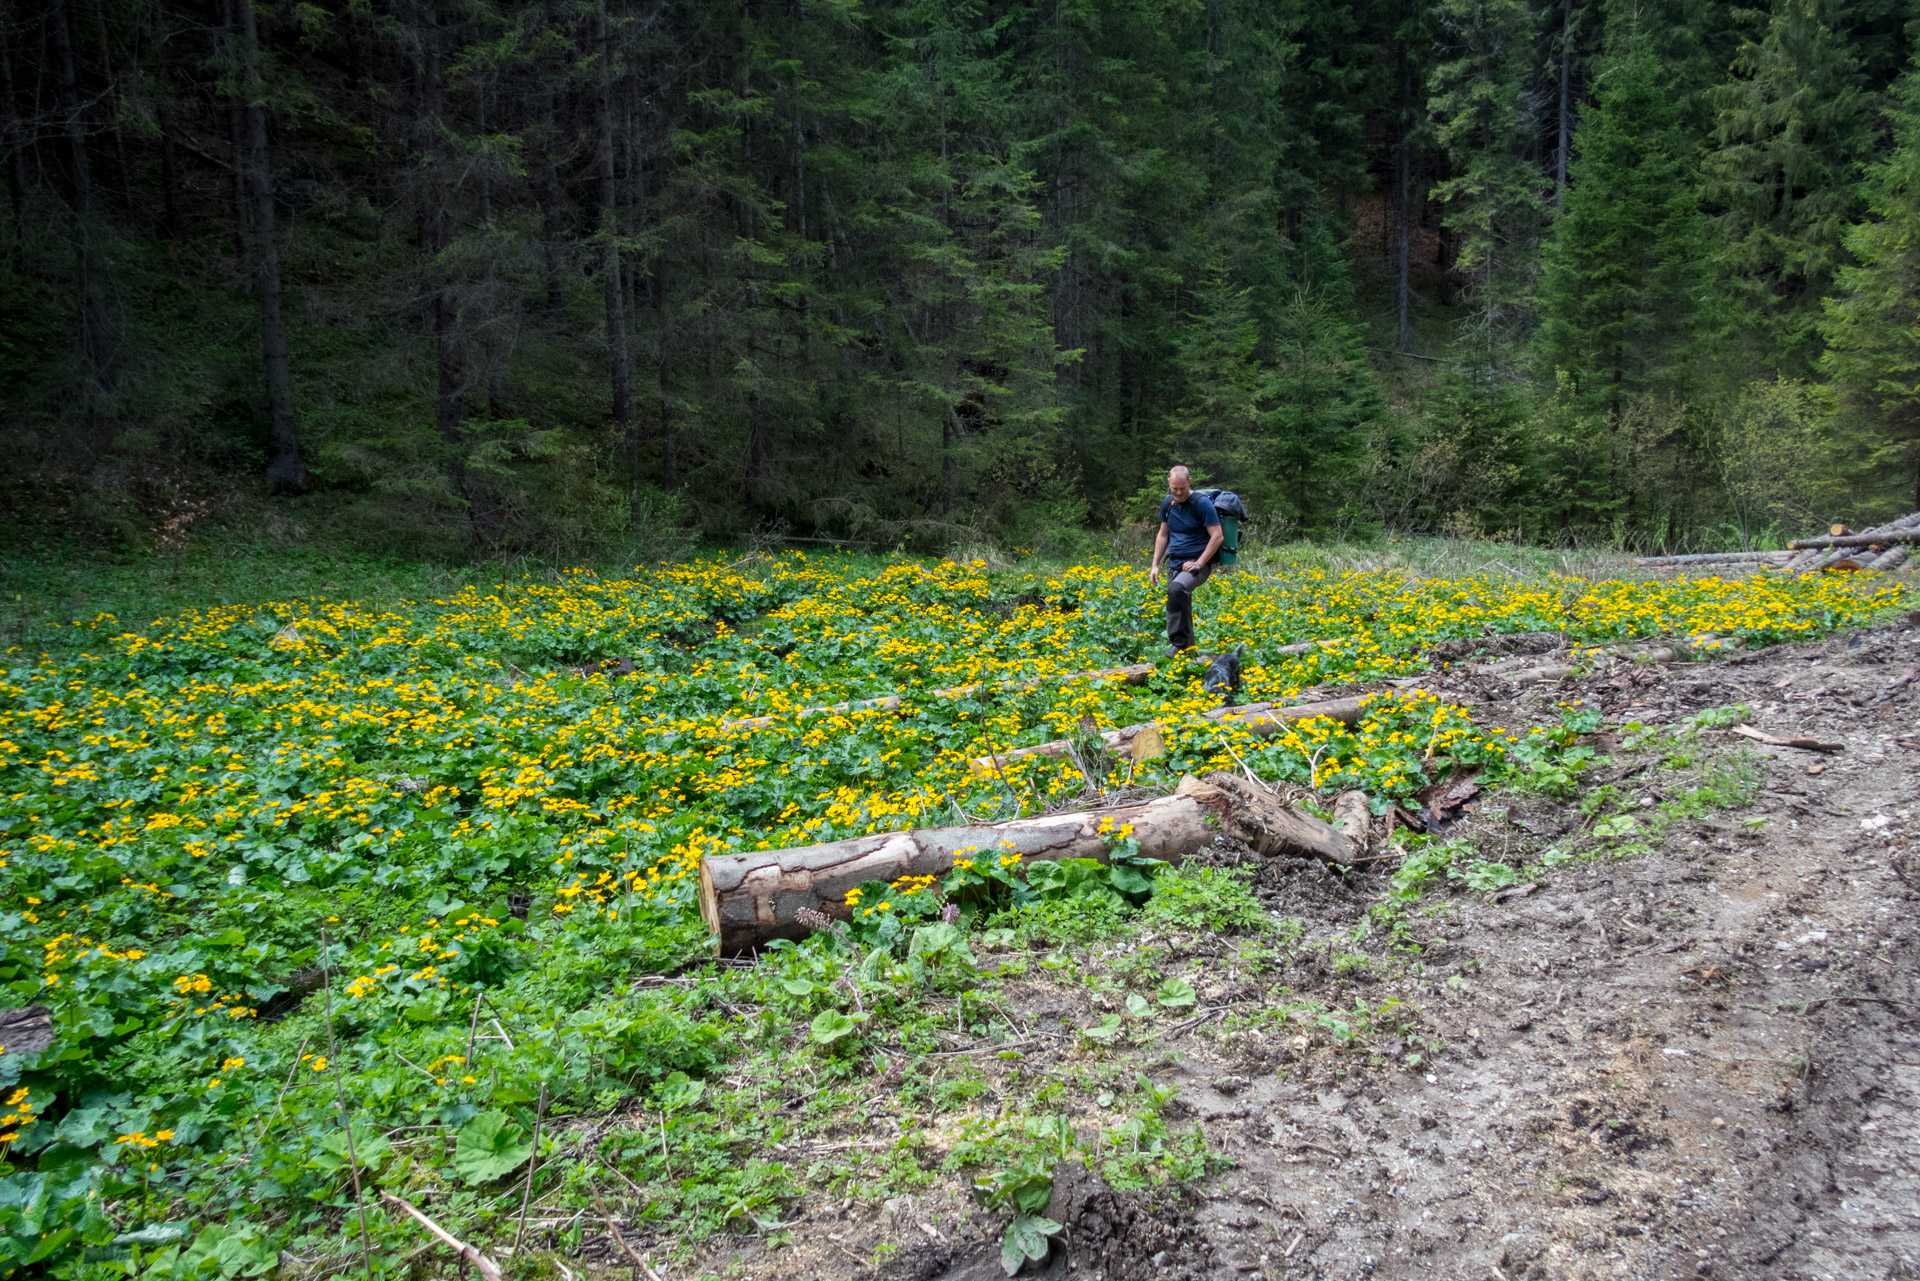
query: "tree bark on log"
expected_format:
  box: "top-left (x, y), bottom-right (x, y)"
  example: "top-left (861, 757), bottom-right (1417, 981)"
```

top-left (699, 774), bottom-right (1353, 955)
top-left (1789, 515), bottom-right (1920, 551)
top-left (1864, 545), bottom-right (1911, 573)
top-left (1629, 550), bottom-right (1792, 568)
top-left (1333, 790), bottom-right (1372, 853)
top-left (969, 696), bottom-right (1369, 775)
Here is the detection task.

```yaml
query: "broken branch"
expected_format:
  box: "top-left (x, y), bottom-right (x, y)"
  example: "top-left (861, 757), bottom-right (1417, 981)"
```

top-left (380, 1194), bottom-right (503, 1281)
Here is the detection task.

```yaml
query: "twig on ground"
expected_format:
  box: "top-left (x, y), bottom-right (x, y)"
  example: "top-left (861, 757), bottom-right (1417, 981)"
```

top-left (254, 1034), bottom-right (310, 1147)
top-left (587, 1183), bottom-right (665, 1281)
top-left (463, 990), bottom-right (485, 1064)
top-left (1214, 725), bottom-right (1266, 788)
top-left (380, 1193), bottom-right (503, 1281)
top-left (512, 1082), bottom-right (547, 1256)
top-left (320, 931), bottom-right (377, 1281)
top-left (1154, 1005), bottom-right (1235, 1040)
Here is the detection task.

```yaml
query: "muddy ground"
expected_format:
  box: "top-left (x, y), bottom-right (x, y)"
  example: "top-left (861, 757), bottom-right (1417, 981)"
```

top-left (650, 617), bottom-right (1920, 1281)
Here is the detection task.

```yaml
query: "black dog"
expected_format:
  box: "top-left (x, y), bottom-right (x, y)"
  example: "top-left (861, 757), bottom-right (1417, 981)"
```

top-left (1203, 645), bottom-right (1243, 706)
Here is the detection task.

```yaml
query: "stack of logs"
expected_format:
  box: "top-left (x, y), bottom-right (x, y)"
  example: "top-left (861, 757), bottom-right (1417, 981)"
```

top-left (1631, 511), bottom-right (1920, 574)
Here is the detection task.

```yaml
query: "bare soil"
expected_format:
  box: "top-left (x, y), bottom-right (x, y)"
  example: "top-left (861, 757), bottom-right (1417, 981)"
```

top-left (663, 619), bottom-right (1920, 1281)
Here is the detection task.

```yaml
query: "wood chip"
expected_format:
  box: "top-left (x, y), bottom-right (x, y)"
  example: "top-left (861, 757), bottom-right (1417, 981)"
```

top-left (1731, 725), bottom-right (1844, 753)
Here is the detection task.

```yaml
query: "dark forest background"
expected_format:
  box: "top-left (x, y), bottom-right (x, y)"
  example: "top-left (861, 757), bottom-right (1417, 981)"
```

top-left (6, 0), bottom-right (1920, 559)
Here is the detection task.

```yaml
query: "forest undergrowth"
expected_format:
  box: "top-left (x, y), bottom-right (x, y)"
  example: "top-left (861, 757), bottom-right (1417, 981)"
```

top-left (0, 547), bottom-right (1907, 1278)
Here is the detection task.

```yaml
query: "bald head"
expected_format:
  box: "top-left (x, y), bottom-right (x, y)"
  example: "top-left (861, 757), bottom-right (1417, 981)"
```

top-left (1168, 466), bottom-right (1192, 501)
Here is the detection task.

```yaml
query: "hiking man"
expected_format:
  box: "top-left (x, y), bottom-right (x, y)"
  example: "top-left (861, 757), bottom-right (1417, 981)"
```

top-left (1148, 465), bottom-right (1224, 655)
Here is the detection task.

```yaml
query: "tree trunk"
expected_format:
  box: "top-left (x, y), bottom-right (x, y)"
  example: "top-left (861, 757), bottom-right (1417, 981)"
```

top-left (1, 16), bottom-right (29, 260)
top-left (969, 696), bottom-right (1368, 775)
top-left (99, 19), bottom-right (135, 214)
top-left (51, 0), bottom-right (113, 408)
top-left (699, 774), bottom-right (1354, 955)
top-left (1555, 0), bottom-right (1575, 211)
top-left (225, 60), bottom-right (252, 260)
top-left (236, 0), bottom-right (309, 492)
top-left (598, 9), bottom-right (636, 490)
top-left (658, 257), bottom-right (676, 488)
top-left (1396, 51), bottom-right (1414, 353)
top-left (537, 81), bottom-right (566, 326)
top-left (158, 106), bottom-right (183, 240)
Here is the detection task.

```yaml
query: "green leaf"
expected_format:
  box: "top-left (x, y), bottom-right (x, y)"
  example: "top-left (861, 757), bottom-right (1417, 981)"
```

top-left (1156, 977), bottom-right (1197, 1008)
top-left (1107, 859), bottom-right (1161, 895)
top-left (179, 1224), bottom-right (277, 1279)
top-left (1124, 993), bottom-right (1152, 1018)
top-left (653, 1071), bottom-right (706, 1112)
top-left (909, 922), bottom-right (975, 967)
top-left (809, 1009), bottom-right (867, 1045)
top-left (1081, 1013), bottom-right (1123, 1041)
top-left (315, 1123), bottom-right (391, 1174)
top-left (452, 1111), bottom-right (533, 1185)
top-left (999, 1213), bottom-right (1062, 1275)
top-left (780, 978), bottom-right (816, 996)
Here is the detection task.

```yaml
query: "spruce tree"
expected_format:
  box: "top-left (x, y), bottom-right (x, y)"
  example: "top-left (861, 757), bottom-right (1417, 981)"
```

top-left (1698, 0), bottom-right (1872, 379)
top-left (1263, 217), bottom-right (1379, 533)
top-left (1426, 0), bottom-right (1542, 351)
top-left (1535, 18), bottom-right (1706, 418)
top-left (1168, 258), bottom-right (1267, 488)
top-left (1818, 62), bottom-right (1920, 508)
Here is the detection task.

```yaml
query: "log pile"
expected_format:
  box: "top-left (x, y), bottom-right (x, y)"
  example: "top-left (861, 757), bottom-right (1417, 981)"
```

top-left (698, 772), bottom-right (1358, 955)
top-left (1629, 511), bottom-right (1920, 575)
top-left (1784, 512), bottom-right (1920, 573)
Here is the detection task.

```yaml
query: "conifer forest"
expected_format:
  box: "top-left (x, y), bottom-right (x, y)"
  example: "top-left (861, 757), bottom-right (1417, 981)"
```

top-left (7, 0), bottom-right (1920, 554)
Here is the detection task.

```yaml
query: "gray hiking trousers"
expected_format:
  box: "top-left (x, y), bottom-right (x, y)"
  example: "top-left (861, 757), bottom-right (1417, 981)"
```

top-left (1165, 561), bottom-right (1213, 651)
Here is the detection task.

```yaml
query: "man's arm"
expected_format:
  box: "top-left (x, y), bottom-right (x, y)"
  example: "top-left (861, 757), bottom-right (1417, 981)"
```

top-left (1182, 524), bottom-right (1224, 573)
top-left (1148, 522), bottom-right (1170, 584)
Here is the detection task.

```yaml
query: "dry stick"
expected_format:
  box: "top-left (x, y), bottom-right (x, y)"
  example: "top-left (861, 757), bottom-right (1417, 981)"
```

top-left (512, 1083), bottom-right (546, 1259)
top-left (319, 931), bottom-right (377, 1281)
top-left (463, 990), bottom-right (485, 1065)
top-left (1213, 725), bottom-right (1265, 788)
top-left (254, 1034), bottom-right (310, 1146)
top-left (381, 1193), bottom-right (504, 1281)
top-left (390, 1049), bottom-right (442, 1083)
top-left (587, 1183), bottom-right (666, 1281)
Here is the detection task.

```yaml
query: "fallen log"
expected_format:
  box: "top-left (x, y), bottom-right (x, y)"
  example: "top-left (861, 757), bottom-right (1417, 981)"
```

top-left (1788, 513), bottom-right (1920, 551)
top-left (698, 774), bottom-right (1352, 955)
top-left (967, 696), bottom-right (1369, 775)
top-left (1332, 790), bottom-right (1372, 854)
top-left (1864, 544), bottom-right (1912, 573)
top-left (1628, 550), bottom-right (1793, 568)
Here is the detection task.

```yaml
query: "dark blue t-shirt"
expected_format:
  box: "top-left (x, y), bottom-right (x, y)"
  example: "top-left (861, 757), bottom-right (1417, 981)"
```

top-left (1160, 491), bottom-right (1220, 562)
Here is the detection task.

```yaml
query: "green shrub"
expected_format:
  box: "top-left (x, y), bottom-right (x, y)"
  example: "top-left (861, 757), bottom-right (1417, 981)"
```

top-left (1138, 866), bottom-right (1267, 935)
